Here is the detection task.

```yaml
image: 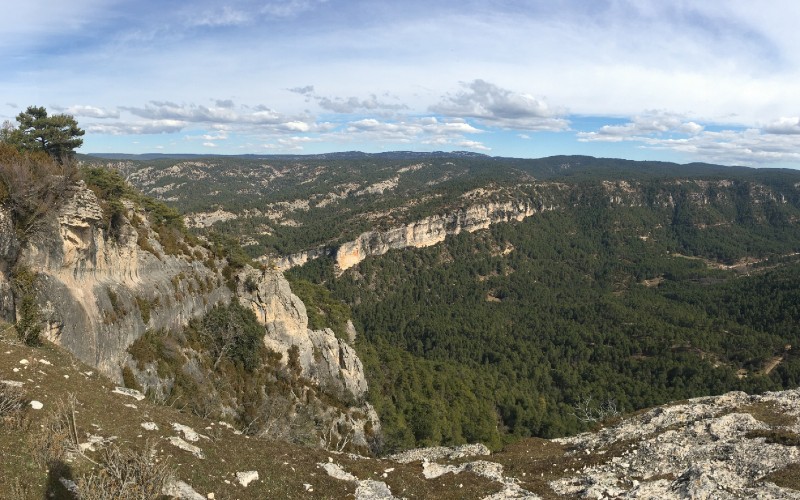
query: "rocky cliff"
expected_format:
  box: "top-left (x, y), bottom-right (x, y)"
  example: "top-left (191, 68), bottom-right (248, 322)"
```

top-left (335, 200), bottom-right (549, 271)
top-left (0, 179), bottom-right (377, 448)
top-left (236, 267), bottom-right (368, 399)
top-left (269, 177), bottom-right (800, 274)
top-left (6, 181), bottom-right (231, 376)
top-left (270, 198), bottom-right (553, 272)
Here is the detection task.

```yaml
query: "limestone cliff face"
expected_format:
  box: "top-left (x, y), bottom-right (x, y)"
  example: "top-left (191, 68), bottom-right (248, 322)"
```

top-left (1, 181), bottom-right (378, 447)
top-left (272, 246), bottom-right (333, 272)
top-left (335, 200), bottom-right (547, 271)
top-left (236, 268), bottom-right (368, 399)
top-left (10, 182), bottom-right (231, 377)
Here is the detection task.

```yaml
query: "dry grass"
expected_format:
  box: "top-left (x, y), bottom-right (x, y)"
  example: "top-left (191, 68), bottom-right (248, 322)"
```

top-left (77, 442), bottom-right (174, 500)
top-left (28, 394), bottom-right (81, 468)
top-left (0, 383), bottom-right (27, 419)
top-left (740, 401), bottom-right (798, 427)
top-left (765, 463), bottom-right (800, 491)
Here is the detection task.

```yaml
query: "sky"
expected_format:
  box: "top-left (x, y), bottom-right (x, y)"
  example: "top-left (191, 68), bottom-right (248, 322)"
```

top-left (2, 0), bottom-right (800, 168)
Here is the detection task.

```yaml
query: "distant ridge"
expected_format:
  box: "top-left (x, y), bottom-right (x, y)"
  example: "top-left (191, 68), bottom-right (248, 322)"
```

top-left (84, 150), bottom-right (490, 161)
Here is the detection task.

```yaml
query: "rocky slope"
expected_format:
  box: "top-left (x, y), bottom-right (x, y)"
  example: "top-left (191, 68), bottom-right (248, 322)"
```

top-left (550, 389), bottom-right (800, 499)
top-left (269, 176), bottom-right (800, 273)
top-left (1, 181), bottom-right (230, 375)
top-left (271, 198), bottom-right (555, 272)
top-left (0, 178), bottom-right (377, 449)
top-left (2, 336), bottom-right (799, 498)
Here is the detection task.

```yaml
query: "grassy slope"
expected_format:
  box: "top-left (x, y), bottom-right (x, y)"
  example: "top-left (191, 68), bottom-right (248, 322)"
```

top-left (0, 334), bottom-right (507, 499)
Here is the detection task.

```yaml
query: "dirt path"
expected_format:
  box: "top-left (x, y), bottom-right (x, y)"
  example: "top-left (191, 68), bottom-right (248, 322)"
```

top-left (763, 355), bottom-right (785, 375)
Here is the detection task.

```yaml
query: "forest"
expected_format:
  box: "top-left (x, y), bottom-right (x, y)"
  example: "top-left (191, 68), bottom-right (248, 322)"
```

top-left (288, 184), bottom-right (800, 451)
top-left (110, 152), bottom-right (800, 451)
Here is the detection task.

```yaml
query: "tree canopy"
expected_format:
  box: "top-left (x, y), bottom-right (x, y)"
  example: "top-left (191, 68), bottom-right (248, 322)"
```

top-left (8, 106), bottom-right (85, 161)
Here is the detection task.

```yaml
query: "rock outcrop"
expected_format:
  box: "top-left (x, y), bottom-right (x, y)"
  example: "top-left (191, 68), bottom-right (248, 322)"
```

top-left (269, 199), bottom-right (551, 273)
top-left (335, 200), bottom-right (546, 271)
top-left (0, 181), bottom-right (377, 446)
top-left (550, 389), bottom-right (800, 499)
top-left (236, 267), bottom-right (369, 400)
top-left (8, 182), bottom-right (231, 377)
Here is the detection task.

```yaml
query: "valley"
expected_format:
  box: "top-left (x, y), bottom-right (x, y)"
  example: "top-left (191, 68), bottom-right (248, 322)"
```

top-left (107, 152), bottom-right (800, 451)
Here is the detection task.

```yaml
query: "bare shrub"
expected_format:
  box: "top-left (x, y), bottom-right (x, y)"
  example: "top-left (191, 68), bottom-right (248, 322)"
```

top-left (0, 383), bottom-right (27, 419)
top-left (0, 144), bottom-right (78, 237)
top-left (29, 394), bottom-right (80, 467)
top-left (573, 395), bottom-right (620, 424)
top-left (76, 442), bottom-right (174, 500)
top-left (248, 394), bottom-right (317, 445)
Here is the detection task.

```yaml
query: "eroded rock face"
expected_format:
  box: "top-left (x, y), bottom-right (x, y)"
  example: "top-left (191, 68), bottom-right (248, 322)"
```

top-left (550, 389), bottom-right (800, 499)
top-left (11, 183), bottom-right (231, 377)
top-left (0, 207), bottom-right (17, 322)
top-left (335, 200), bottom-right (545, 271)
top-left (235, 267), bottom-right (377, 448)
top-left (236, 268), bottom-right (369, 400)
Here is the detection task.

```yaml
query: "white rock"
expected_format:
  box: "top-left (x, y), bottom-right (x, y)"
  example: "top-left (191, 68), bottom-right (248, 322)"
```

top-left (390, 443), bottom-right (491, 464)
top-left (18, 359), bottom-right (28, 365)
top-left (30, 400), bottom-right (43, 410)
top-left (80, 435), bottom-right (110, 452)
top-left (141, 422), bottom-right (159, 431)
top-left (162, 479), bottom-right (205, 500)
top-left (217, 421), bottom-right (235, 430)
top-left (319, 462), bottom-right (358, 482)
top-left (112, 387), bottom-right (145, 401)
top-left (0, 379), bottom-right (23, 387)
top-left (38, 359), bottom-right (52, 365)
top-left (59, 478), bottom-right (79, 495)
top-left (173, 423), bottom-right (208, 442)
top-left (236, 470), bottom-right (259, 487)
top-left (355, 480), bottom-right (395, 499)
top-left (168, 436), bottom-right (205, 459)
top-left (304, 483), bottom-right (313, 491)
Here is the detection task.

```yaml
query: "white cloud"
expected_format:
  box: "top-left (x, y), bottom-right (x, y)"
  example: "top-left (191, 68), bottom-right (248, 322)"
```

top-left (282, 121), bottom-right (311, 132)
top-left (316, 94), bottom-right (408, 114)
top-left (578, 114), bottom-right (800, 165)
top-left (87, 120), bottom-right (187, 135)
top-left (421, 118), bottom-right (482, 135)
top-left (577, 111), bottom-right (704, 142)
top-left (763, 117), bottom-right (800, 135)
top-left (203, 141), bottom-right (217, 147)
top-left (643, 128), bottom-right (800, 165)
top-left (260, 0), bottom-right (328, 18)
top-left (431, 80), bottom-right (569, 131)
top-left (458, 140), bottom-right (490, 151)
top-left (188, 6), bottom-right (250, 27)
top-left (64, 105), bottom-right (120, 119)
top-left (263, 135), bottom-right (318, 151)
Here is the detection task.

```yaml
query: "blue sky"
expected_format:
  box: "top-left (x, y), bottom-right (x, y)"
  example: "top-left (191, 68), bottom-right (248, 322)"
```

top-left (2, 0), bottom-right (800, 167)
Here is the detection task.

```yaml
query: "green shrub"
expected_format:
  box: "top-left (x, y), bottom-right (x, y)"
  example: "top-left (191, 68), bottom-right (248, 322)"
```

top-left (11, 266), bottom-right (41, 346)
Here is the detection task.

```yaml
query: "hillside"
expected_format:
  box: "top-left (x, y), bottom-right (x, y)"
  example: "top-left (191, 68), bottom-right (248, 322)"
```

top-left (100, 152), bottom-right (800, 450)
top-left (0, 151), bottom-right (384, 494)
top-left (0, 150), bottom-right (799, 497)
top-left (2, 336), bottom-right (799, 498)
